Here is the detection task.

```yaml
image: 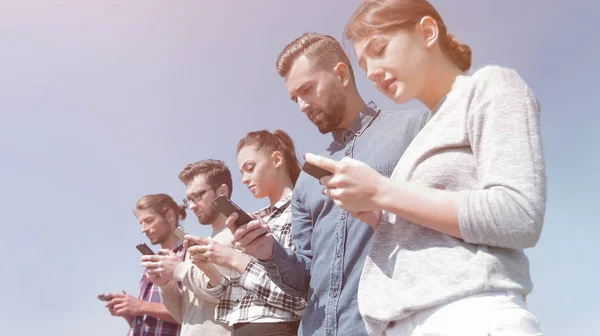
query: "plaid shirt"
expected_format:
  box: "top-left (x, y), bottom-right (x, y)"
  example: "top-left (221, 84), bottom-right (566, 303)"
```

top-left (206, 194), bottom-right (306, 325)
top-left (128, 242), bottom-right (184, 336)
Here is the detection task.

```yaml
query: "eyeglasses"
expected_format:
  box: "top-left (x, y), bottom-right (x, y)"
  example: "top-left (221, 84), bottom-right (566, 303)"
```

top-left (182, 188), bottom-right (214, 208)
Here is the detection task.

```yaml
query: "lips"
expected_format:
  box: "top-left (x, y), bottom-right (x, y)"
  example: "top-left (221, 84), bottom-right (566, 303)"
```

top-left (380, 78), bottom-right (396, 95)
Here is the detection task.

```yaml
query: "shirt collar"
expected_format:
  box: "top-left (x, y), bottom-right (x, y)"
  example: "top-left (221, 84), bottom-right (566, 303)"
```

top-left (331, 101), bottom-right (380, 144)
top-left (256, 193), bottom-right (293, 218)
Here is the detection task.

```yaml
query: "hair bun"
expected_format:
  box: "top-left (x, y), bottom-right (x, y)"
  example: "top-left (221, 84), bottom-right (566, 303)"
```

top-left (446, 33), bottom-right (472, 72)
top-left (178, 204), bottom-right (187, 220)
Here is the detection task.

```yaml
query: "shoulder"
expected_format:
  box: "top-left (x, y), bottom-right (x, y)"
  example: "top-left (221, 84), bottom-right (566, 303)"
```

top-left (379, 107), bottom-right (430, 121)
top-left (468, 65), bottom-right (533, 100)
top-left (377, 107), bottom-right (431, 133)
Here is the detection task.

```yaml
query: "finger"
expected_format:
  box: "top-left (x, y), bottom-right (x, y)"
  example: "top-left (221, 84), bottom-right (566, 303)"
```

top-left (231, 218), bottom-right (263, 243)
top-left (304, 153), bottom-right (339, 174)
top-left (158, 249), bottom-right (174, 256)
top-left (319, 175), bottom-right (333, 186)
top-left (141, 255), bottom-right (161, 262)
top-left (140, 261), bottom-right (162, 268)
top-left (239, 232), bottom-right (273, 254)
top-left (145, 267), bottom-right (163, 274)
top-left (114, 304), bottom-right (127, 316)
top-left (225, 212), bottom-right (239, 233)
top-left (184, 235), bottom-right (207, 246)
top-left (324, 187), bottom-right (343, 200)
top-left (235, 225), bottom-right (269, 248)
top-left (187, 245), bottom-right (208, 254)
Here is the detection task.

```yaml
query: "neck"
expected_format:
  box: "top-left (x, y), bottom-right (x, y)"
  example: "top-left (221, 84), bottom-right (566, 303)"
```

top-left (418, 56), bottom-right (464, 111)
top-left (338, 89), bottom-right (367, 130)
top-left (268, 177), bottom-right (294, 207)
top-left (160, 234), bottom-right (180, 250)
top-left (211, 215), bottom-right (227, 234)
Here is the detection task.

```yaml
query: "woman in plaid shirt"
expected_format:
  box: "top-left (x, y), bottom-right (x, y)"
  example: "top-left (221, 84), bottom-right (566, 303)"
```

top-left (187, 129), bottom-right (306, 336)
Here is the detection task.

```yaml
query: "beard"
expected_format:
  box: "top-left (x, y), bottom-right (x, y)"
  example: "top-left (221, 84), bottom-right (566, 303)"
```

top-left (308, 86), bottom-right (346, 134)
top-left (195, 206), bottom-right (220, 225)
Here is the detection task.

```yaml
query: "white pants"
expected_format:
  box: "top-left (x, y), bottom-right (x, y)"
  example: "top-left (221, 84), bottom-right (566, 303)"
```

top-left (385, 291), bottom-right (543, 336)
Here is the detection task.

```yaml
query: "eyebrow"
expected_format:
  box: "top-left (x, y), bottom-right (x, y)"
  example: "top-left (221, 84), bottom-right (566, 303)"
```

top-left (240, 160), bottom-right (254, 172)
top-left (357, 37), bottom-right (376, 70)
top-left (289, 82), bottom-right (314, 102)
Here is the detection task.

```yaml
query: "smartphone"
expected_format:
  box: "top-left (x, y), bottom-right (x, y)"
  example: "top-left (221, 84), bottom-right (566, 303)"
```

top-left (175, 226), bottom-right (198, 247)
top-left (212, 195), bottom-right (254, 228)
top-left (302, 161), bottom-right (332, 180)
top-left (97, 293), bottom-right (111, 301)
top-left (135, 243), bottom-right (156, 255)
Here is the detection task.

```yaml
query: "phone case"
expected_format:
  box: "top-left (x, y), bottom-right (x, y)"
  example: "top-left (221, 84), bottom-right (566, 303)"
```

top-left (302, 161), bottom-right (332, 179)
top-left (175, 227), bottom-right (198, 247)
top-left (135, 243), bottom-right (156, 255)
top-left (212, 195), bottom-right (253, 228)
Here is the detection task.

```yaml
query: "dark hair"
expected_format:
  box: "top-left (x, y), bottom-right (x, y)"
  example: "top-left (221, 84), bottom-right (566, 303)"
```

top-left (276, 32), bottom-right (355, 81)
top-left (135, 193), bottom-right (187, 221)
top-left (344, 0), bottom-right (472, 72)
top-left (237, 129), bottom-right (301, 186)
top-left (178, 159), bottom-right (233, 197)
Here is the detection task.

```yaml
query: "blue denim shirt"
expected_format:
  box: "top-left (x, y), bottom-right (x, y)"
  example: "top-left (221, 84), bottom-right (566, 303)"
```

top-left (259, 102), bottom-right (429, 336)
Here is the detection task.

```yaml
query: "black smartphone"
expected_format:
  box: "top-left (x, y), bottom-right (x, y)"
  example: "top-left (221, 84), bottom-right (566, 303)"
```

top-left (302, 161), bottom-right (332, 180)
top-left (97, 293), bottom-right (111, 301)
top-left (136, 243), bottom-right (156, 255)
top-left (212, 195), bottom-right (254, 228)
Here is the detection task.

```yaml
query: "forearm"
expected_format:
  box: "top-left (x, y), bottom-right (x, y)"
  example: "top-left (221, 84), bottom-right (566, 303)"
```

top-left (376, 177), bottom-right (462, 239)
top-left (241, 260), bottom-right (307, 315)
top-left (174, 262), bottom-right (220, 304)
top-left (258, 241), bottom-right (311, 298)
top-left (158, 281), bottom-right (183, 323)
top-left (139, 301), bottom-right (178, 324)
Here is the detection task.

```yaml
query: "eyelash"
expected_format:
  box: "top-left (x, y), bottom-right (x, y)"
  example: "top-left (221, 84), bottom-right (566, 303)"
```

top-left (375, 44), bottom-right (387, 56)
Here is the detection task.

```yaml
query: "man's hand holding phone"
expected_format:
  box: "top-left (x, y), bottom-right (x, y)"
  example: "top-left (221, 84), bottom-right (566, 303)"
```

top-left (227, 213), bottom-right (275, 261)
top-left (140, 250), bottom-right (181, 285)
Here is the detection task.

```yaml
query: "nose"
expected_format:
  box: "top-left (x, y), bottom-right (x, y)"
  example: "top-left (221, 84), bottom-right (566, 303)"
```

top-left (366, 64), bottom-right (384, 84)
top-left (298, 97), bottom-right (310, 114)
top-left (141, 223), bottom-right (149, 233)
top-left (241, 173), bottom-right (250, 185)
top-left (188, 202), bottom-right (198, 211)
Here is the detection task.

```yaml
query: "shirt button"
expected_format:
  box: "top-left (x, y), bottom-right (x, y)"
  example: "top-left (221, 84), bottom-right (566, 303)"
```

top-left (340, 214), bottom-right (346, 220)
top-left (344, 150), bottom-right (351, 156)
top-left (331, 291), bottom-right (337, 297)
top-left (336, 251), bottom-right (341, 258)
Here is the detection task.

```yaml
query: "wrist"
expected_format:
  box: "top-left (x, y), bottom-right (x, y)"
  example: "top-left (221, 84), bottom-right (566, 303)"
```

top-left (374, 175), bottom-right (392, 209)
top-left (136, 300), bottom-right (151, 316)
top-left (231, 253), bottom-right (251, 274)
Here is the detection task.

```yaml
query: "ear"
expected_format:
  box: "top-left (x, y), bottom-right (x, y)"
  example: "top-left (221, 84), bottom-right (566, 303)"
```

top-left (418, 16), bottom-right (439, 49)
top-left (271, 151), bottom-right (284, 168)
top-left (165, 208), bottom-right (176, 226)
top-left (333, 62), bottom-right (351, 88)
top-left (218, 184), bottom-right (230, 197)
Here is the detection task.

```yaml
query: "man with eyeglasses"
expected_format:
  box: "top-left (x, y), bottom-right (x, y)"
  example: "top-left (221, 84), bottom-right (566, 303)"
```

top-left (140, 159), bottom-right (236, 336)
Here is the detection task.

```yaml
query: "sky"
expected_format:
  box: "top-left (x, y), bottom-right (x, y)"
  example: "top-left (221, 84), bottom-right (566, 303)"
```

top-left (0, 0), bottom-right (598, 335)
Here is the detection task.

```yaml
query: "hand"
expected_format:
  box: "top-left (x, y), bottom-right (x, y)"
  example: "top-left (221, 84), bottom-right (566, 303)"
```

top-left (304, 153), bottom-right (386, 212)
top-left (349, 210), bottom-right (382, 230)
top-left (106, 292), bottom-right (146, 317)
top-left (186, 237), bottom-right (244, 269)
top-left (140, 250), bottom-right (181, 282)
top-left (228, 213), bottom-right (274, 261)
top-left (146, 270), bottom-right (170, 286)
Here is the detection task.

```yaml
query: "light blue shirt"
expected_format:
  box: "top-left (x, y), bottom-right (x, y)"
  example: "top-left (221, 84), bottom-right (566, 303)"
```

top-left (260, 102), bottom-right (429, 336)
